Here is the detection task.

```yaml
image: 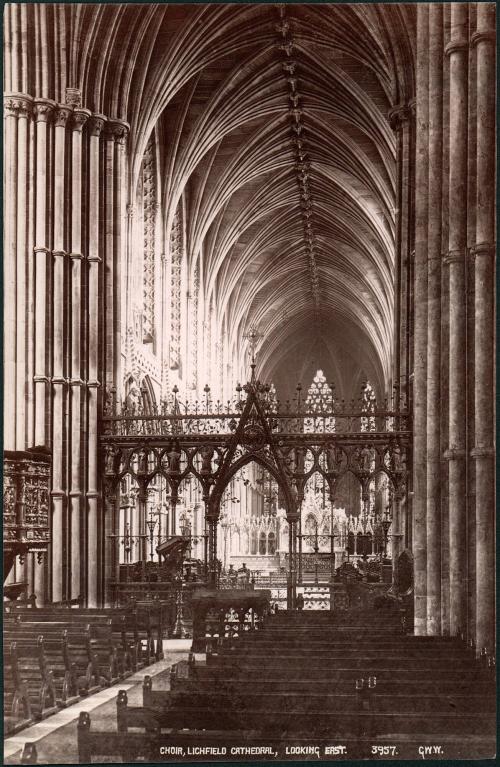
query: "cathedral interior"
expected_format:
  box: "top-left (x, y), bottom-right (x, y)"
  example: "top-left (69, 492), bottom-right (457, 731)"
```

top-left (3, 2), bottom-right (496, 762)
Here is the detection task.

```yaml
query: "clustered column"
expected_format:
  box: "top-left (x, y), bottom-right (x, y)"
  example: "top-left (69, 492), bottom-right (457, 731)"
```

top-left (412, 3), bottom-right (496, 655)
top-left (3, 91), bottom-right (129, 606)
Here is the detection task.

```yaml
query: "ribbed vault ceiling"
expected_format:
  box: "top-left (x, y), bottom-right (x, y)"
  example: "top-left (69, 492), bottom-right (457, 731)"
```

top-left (71, 2), bottom-right (416, 397)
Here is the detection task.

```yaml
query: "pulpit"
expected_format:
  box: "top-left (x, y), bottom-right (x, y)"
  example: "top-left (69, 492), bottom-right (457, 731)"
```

top-left (3, 449), bottom-right (51, 589)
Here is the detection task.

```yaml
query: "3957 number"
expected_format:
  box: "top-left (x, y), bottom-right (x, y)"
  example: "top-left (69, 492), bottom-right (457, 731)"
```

top-left (371, 746), bottom-right (399, 756)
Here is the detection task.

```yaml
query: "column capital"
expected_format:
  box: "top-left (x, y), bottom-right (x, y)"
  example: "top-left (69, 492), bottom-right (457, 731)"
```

top-left (445, 39), bottom-right (469, 57)
top-left (470, 30), bottom-right (495, 48)
top-left (388, 103), bottom-right (412, 131)
top-left (470, 242), bottom-right (495, 259)
top-left (4, 93), bottom-right (33, 118)
top-left (33, 98), bottom-right (57, 123)
top-left (54, 106), bottom-right (72, 129)
top-left (71, 108), bottom-right (92, 133)
top-left (104, 119), bottom-right (130, 145)
top-left (443, 248), bottom-right (466, 265)
top-left (88, 113), bottom-right (107, 137)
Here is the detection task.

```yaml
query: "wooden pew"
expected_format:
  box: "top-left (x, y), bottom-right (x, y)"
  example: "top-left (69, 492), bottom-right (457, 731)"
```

top-left (38, 608), bottom-right (142, 673)
top-left (4, 638), bottom-right (57, 721)
top-left (4, 643), bottom-right (33, 734)
top-left (13, 619), bottom-right (102, 694)
top-left (4, 624), bottom-right (79, 707)
top-left (77, 710), bottom-right (263, 764)
top-left (15, 612), bottom-right (123, 684)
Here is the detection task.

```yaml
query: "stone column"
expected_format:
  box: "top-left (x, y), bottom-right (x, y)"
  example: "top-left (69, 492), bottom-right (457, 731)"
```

top-left (87, 114), bottom-right (105, 607)
top-left (426, 3), bottom-right (443, 636)
top-left (440, 3), bottom-right (452, 636)
top-left (3, 96), bottom-right (21, 450)
top-left (103, 125), bottom-right (116, 390)
top-left (33, 99), bottom-right (54, 447)
top-left (413, 4), bottom-right (429, 635)
top-left (33, 555), bottom-right (45, 607)
top-left (51, 105), bottom-right (72, 603)
top-left (104, 484), bottom-right (118, 607)
top-left (15, 95), bottom-right (32, 451)
top-left (471, 4), bottom-right (495, 656)
top-left (444, 3), bottom-right (469, 637)
top-left (69, 108), bottom-right (90, 601)
top-left (388, 104), bottom-right (413, 406)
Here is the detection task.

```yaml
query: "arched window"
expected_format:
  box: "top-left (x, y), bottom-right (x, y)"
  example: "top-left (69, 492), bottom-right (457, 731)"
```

top-left (141, 376), bottom-right (156, 414)
top-left (268, 531), bottom-right (276, 555)
top-left (361, 381), bottom-right (377, 432)
top-left (304, 369), bottom-right (335, 433)
top-left (259, 531), bottom-right (267, 555)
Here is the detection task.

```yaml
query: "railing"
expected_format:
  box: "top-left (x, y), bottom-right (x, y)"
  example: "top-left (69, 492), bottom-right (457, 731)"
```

top-left (101, 380), bottom-right (410, 439)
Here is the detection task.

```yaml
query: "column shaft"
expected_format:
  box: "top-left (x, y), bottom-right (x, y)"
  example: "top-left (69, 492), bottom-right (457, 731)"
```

top-left (52, 106), bottom-right (71, 603)
top-left (87, 115), bottom-right (105, 607)
top-left (33, 100), bottom-right (53, 447)
top-left (413, 4), bottom-right (430, 635)
top-left (472, 4), bottom-right (496, 655)
top-left (69, 109), bottom-right (90, 601)
top-left (445, 3), bottom-right (469, 637)
top-left (4, 99), bottom-right (19, 450)
top-left (16, 101), bottom-right (30, 450)
top-left (426, 3), bottom-right (443, 635)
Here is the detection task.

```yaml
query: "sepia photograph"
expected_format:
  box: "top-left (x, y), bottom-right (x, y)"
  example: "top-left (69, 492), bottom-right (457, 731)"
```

top-left (2, 1), bottom-right (497, 764)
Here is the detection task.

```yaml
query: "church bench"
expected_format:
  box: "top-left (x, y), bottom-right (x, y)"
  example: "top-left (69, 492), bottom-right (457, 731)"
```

top-left (12, 605), bottom-right (162, 666)
top-left (4, 626), bottom-right (79, 707)
top-left (4, 638), bottom-right (57, 721)
top-left (4, 643), bottom-right (33, 734)
top-left (53, 609), bottom-right (142, 671)
top-left (14, 620), bottom-right (102, 694)
top-left (15, 612), bottom-right (125, 683)
top-left (77, 710), bottom-right (267, 764)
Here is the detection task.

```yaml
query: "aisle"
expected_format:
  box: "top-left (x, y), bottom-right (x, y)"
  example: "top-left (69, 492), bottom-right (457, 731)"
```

top-left (3, 640), bottom-right (191, 765)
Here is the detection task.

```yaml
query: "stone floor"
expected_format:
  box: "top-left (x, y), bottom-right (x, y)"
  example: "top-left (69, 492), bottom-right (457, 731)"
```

top-left (3, 640), bottom-right (192, 765)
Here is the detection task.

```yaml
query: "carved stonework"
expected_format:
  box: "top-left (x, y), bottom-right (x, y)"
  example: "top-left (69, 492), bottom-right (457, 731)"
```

top-left (142, 136), bottom-right (156, 342)
top-left (54, 106), bottom-right (72, 129)
top-left (190, 263), bottom-right (200, 390)
top-left (71, 108), bottom-right (91, 132)
top-left (170, 208), bottom-right (183, 371)
top-left (4, 95), bottom-right (33, 119)
top-left (3, 450), bottom-right (51, 578)
top-left (88, 114), bottom-right (105, 138)
top-left (65, 87), bottom-right (82, 107)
